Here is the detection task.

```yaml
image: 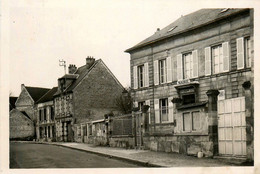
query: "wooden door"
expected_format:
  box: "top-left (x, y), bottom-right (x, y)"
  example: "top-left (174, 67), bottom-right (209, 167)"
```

top-left (218, 97), bottom-right (246, 156)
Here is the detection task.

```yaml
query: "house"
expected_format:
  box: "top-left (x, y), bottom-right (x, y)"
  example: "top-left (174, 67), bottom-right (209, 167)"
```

top-left (9, 109), bottom-right (35, 140)
top-left (125, 9), bottom-right (254, 161)
top-left (35, 87), bottom-right (58, 142)
top-left (15, 84), bottom-right (50, 122)
top-left (53, 57), bottom-right (124, 142)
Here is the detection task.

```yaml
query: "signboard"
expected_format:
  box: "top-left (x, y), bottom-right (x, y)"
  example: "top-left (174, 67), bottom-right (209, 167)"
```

top-left (177, 79), bottom-right (191, 85)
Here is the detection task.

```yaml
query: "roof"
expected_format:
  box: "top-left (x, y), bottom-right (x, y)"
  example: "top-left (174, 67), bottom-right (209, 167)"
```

top-left (59, 74), bottom-right (79, 80)
top-left (54, 60), bottom-right (99, 96)
top-left (36, 87), bottom-right (58, 104)
top-left (25, 86), bottom-right (50, 102)
top-left (9, 97), bottom-right (18, 110)
top-left (125, 8), bottom-right (249, 52)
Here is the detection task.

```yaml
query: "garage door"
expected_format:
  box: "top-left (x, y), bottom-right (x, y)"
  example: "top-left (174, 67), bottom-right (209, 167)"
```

top-left (218, 97), bottom-right (246, 156)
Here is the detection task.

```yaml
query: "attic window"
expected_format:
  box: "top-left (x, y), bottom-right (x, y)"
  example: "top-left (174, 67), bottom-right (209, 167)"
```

top-left (167, 26), bottom-right (177, 32)
top-left (220, 8), bottom-right (229, 13)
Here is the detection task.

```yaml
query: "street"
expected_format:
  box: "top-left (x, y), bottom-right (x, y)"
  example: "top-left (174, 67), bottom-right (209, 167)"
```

top-left (10, 142), bottom-right (142, 168)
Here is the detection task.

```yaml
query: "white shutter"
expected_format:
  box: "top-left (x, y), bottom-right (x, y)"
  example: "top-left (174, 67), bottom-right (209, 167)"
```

top-left (205, 47), bottom-right (211, 76)
top-left (134, 101), bottom-right (138, 108)
top-left (166, 56), bottom-right (172, 83)
top-left (222, 42), bottom-right (230, 72)
top-left (236, 37), bottom-right (244, 69)
top-left (153, 60), bottom-right (159, 85)
top-left (133, 66), bottom-right (138, 89)
top-left (192, 50), bottom-right (198, 78)
top-left (145, 100), bottom-right (150, 124)
top-left (168, 97), bottom-right (173, 122)
top-left (144, 62), bottom-right (149, 87)
top-left (154, 99), bottom-right (160, 123)
top-left (177, 54), bottom-right (183, 80)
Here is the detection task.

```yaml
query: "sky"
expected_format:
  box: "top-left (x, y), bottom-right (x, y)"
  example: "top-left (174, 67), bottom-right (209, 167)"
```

top-left (7, 0), bottom-right (257, 96)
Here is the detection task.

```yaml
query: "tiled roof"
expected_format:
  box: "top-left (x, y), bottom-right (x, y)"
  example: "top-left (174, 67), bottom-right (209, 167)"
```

top-left (54, 60), bottom-right (100, 96)
top-left (125, 8), bottom-right (249, 52)
top-left (9, 96), bottom-right (18, 110)
top-left (36, 87), bottom-right (58, 104)
top-left (25, 86), bottom-right (50, 102)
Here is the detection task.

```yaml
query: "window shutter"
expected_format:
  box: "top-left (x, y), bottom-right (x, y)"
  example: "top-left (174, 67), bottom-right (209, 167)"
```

top-left (144, 63), bottom-right (149, 87)
top-left (133, 66), bottom-right (138, 89)
top-left (222, 42), bottom-right (230, 72)
top-left (145, 100), bottom-right (151, 124)
top-left (166, 56), bottom-right (172, 83)
top-left (236, 37), bottom-right (244, 69)
top-left (192, 50), bottom-right (198, 78)
top-left (154, 99), bottom-right (160, 123)
top-left (168, 97), bottom-right (174, 122)
top-left (205, 47), bottom-right (211, 76)
top-left (177, 54), bottom-right (183, 80)
top-left (153, 60), bottom-right (159, 85)
top-left (134, 101), bottom-right (138, 108)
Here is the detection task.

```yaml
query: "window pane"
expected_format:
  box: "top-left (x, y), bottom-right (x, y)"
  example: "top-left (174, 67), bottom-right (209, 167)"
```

top-left (160, 99), bottom-right (168, 122)
top-left (184, 53), bottom-right (192, 79)
top-left (192, 111), bottom-right (200, 131)
top-left (212, 45), bottom-right (223, 74)
top-left (159, 59), bottom-right (166, 83)
top-left (138, 65), bottom-right (144, 87)
top-left (183, 112), bottom-right (191, 131)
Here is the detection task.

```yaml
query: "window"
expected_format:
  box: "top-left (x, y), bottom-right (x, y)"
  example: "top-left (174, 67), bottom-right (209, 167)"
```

top-left (138, 101), bottom-right (145, 111)
top-left (245, 37), bottom-right (252, 68)
top-left (160, 98), bottom-right (168, 122)
top-left (39, 110), bottom-right (42, 121)
top-left (177, 50), bottom-right (198, 80)
top-left (183, 111), bottom-right (201, 132)
top-left (205, 42), bottom-right (229, 75)
top-left (183, 52), bottom-right (193, 79)
top-left (50, 107), bottom-right (54, 120)
top-left (137, 65), bottom-right (144, 88)
top-left (133, 63), bottom-right (149, 89)
top-left (44, 108), bottom-right (46, 121)
top-left (212, 45), bottom-right (223, 74)
top-left (159, 59), bottom-right (167, 83)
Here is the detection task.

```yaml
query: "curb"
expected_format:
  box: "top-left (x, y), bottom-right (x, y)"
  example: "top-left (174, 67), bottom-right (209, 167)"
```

top-left (35, 142), bottom-right (163, 167)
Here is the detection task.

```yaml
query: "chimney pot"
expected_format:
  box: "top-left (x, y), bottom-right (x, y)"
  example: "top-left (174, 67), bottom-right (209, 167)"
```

top-left (68, 64), bottom-right (77, 74)
top-left (86, 56), bottom-right (95, 69)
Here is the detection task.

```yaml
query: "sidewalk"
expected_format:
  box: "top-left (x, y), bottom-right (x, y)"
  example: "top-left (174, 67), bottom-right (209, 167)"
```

top-left (36, 141), bottom-right (249, 167)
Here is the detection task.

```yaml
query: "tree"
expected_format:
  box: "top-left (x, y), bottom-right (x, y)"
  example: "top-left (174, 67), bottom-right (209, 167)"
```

top-left (114, 87), bottom-right (133, 114)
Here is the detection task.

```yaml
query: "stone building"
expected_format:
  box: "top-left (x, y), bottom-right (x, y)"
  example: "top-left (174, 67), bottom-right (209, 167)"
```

top-left (35, 87), bottom-right (58, 142)
top-left (15, 84), bottom-right (50, 122)
top-left (125, 9), bottom-right (254, 161)
top-left (53, 57), bottom-right (124, 142)
top-left (9, 109), bottom-right (35, 140)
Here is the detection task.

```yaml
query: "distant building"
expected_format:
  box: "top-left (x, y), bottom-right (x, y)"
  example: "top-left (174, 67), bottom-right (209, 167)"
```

top-left (53, 57), bottom-right (124, 142)
top-left (35, 87), bottom-right (58, 142)
top-left (9, 109), bottom-right (35, 140)
top-left (125, 9), bottom-right (254, 160)
top-left (15, 84), bottom-right (50, 122)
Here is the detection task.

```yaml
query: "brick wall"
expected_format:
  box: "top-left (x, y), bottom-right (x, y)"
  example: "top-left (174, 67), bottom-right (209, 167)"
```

top-left (73, 61), bottom-right (123, 123)
top-left (10, 109), bottom-right (35, 140)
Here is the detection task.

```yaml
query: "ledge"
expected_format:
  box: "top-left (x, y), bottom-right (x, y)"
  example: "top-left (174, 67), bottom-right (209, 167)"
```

top-left (176, 101), bottom-right (208, 110)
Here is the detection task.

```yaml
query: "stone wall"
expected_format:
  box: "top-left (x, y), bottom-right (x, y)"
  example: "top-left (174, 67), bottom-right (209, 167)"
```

top-left (9, 109), bottom-right (35, 140)
top-left (143, 135), bottom-right (213, 157)
top-left (109, 136), bottom-right (135, 149)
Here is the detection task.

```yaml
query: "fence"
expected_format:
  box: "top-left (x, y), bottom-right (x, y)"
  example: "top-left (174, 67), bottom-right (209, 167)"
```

top-left (111, 114), bottom-right (132, 136)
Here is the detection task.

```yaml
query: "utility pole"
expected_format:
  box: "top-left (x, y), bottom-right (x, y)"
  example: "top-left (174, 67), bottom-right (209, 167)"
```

top-left (59, 59), bottom-right (66, 75)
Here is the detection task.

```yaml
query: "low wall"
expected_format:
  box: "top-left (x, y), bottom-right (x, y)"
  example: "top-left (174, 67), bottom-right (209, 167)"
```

top-left (109, 136), bottom-right (135, 149)
top-left (143, 135), bottom-right (213, 157)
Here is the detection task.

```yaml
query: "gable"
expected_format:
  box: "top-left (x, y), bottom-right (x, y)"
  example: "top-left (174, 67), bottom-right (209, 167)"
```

top-left (10, 109), bottom-right (34, 125)
top-left (15, 87), bottom-right (34, 107)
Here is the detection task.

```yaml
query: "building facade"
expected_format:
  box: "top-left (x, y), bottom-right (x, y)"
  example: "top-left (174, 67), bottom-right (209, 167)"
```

top-left (35, 87), bottom-right (57, 142)
top-left (126, 9), bottom-right (254, 160)
top-left (53, 57), bottom-right (124, 142)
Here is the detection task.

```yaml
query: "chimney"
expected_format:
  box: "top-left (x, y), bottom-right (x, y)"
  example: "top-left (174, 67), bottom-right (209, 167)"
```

top-left (86, 56), bottom-right (95, 69)
top-left (68, 64), bottom-right (77, 74)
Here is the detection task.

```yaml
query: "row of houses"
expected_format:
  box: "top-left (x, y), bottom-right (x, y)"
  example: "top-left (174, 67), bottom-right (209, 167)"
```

top-left (10, 8), bottom-right (254, 161)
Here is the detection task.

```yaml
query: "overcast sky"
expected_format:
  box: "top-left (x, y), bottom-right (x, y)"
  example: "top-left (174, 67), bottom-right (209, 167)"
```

top-left (8, 0), bottom-right (256, 96)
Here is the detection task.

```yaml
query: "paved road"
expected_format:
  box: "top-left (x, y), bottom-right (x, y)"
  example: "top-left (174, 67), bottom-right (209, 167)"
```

top-left (10, 142), bottom-right (142, 168)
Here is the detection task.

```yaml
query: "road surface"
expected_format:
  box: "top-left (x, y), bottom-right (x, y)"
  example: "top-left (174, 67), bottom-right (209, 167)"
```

top-left (10, 142), bottom-right (142, 168)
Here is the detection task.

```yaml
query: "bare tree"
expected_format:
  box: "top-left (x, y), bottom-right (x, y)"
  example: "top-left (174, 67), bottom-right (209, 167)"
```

top-left (114, 87), bottom-right (133, 114)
